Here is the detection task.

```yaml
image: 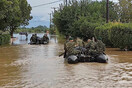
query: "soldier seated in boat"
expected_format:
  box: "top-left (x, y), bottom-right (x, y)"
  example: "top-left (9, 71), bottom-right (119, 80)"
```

top-left (34, 34), bottom-right (42, 44)
top-left (30, 34), bottom-right (37, 44)
top-left (85, 37), bottom-right (98, 57)
top-left (96, 37), bottom-right (105, 54)
top-left (86, 37), bottom-right (106, 55)
top-left (76, 37), bottom-right (85, 48)
top-left (85, 39), bottom-right (91, 55)
top-left (65, 37), bottom-right (80, 57)
top-left (42, 34), bottom-right (49, 43)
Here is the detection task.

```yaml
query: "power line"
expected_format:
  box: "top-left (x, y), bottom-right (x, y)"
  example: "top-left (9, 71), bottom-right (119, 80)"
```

top-left (32, 0), bottom-right (63, 8)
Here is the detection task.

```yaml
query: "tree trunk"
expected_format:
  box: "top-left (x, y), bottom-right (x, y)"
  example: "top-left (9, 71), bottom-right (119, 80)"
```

top-left (10, 31), bottom-right (13, 38)
top-left (10, 28), bottom-right (14, 38)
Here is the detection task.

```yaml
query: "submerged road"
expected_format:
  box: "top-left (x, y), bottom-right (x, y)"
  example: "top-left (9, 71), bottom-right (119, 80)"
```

top-left (0, 34), bottom-right (132, 88)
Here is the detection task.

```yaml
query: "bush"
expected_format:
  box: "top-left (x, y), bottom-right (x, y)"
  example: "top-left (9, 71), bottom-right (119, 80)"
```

top-left (80, 21), bottom-right (100, 41)
top-left (55, 29), bottom-right (65, 43)
top-left (95, 23), bottom-right (114, 47)
top-left (0, 34), bottom-right (10, 45)
top-left (95, 22), bottom-right (132, 50)
top-left (110, 23), bottom-right (132, 50)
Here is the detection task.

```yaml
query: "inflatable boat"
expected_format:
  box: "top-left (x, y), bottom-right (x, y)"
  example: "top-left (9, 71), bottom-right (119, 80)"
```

top-left (65, 53), bottom-right (108, 64)
top-left (29, 37), bottom-right (49, 45)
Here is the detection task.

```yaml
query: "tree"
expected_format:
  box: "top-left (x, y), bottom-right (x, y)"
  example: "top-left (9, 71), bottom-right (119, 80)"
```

top-left (53, 0), bottom-right (118, 39)
top-left (19, 0), bottom-right (32, 26)
top-left (34, 25), bottom-right (48, 33)
top-left (0, 0), bottom-right (32, 37)
top-left (6, 0), bottom-right (22, 37)
top-left (118, 0), bottom-right (132, 23)
top-left (0, 0), bottom-right (12, 31)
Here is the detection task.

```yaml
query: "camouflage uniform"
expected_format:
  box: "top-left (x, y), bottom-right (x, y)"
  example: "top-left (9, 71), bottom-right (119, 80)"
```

top-left (96, 40), bottom-right (105, 54)
top-left (64, 40), bottom-right (69, 51)
top-left (86, 40), bottom-right (97, 55)
top-left (30, 34), bottom-right (37, 43)
top-left (63, 40), bottom-right (69, 58)
top-left (43, 36), bottom-right (49, 41)
top-left (66, 41), bottom-right (80, 56)
top-left (76, 38), bottom-right (85, 47)
top-left (42, 35), bottom-right (49, 42)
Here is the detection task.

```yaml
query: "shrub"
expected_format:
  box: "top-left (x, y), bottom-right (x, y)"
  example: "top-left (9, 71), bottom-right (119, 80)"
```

top-left (0, 34), bottom-right (10, 45)
top-left (80, 21), bottom-right (100, 41)
top-left (110, 23), bottom-right (132, 50)
top-left (95, 23), bottom-right (114, 46)
top-left (95, 22), bottom-right (132, 50)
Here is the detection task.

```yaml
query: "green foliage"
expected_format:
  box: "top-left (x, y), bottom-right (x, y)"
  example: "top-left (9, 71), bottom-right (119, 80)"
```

top-left (0, 34), bottom-right (10, 45)
top-left (15, 25), bottom-right (48, 33)
top-left (118, 0), bottom-right (132, 22)
top-left (55, 29), bottom-right (65, 43)
top-left (95, 23), bottom-right (115, 46)
top-left (110, 23), bottom-right (132, 50)
top-left (19, 0), bottom-right (32, 26)
top-left (95, 22), bottom-right (132, 50)
top-left (53, 0), bottom-right (132, 50)
top-left (80, 20), bottom-right (100, 40)
top-left (0, 0), bottom-right (12, 30)
top-left (53, 0), bottom-right (118, 40)
top-left (0, 0), bottom-right (32, 37)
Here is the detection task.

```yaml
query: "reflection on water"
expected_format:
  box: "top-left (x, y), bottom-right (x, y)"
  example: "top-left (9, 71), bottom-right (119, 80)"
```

top-left (0, 34), bottom-right (132, 88)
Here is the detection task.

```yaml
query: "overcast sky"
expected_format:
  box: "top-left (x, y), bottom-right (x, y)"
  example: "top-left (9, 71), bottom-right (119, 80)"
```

top-left (26, 0), bottom-right (118, 28)
top-left (26, 0), bottom-right (63, 28)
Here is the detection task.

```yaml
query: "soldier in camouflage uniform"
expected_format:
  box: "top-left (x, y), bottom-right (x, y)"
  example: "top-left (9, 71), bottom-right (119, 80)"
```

top-left (64, 36), bottom-right (69, 50)
top-left (63, 36), bottom-right (69, 58)
top-left (96, 38), bottom-right (105, 54)
top-left (85, 39), bottom-right (97, 56)
top-left (66, 37), bottom-right (80, 56)
top-left (42, 34), bottom-right (49, 43)
top-left (30, 34), bottom-right (37, 44)
top-left (85, 39), bottom-right (91, 54)
top-left (76, 37), bottom-right (85, 47)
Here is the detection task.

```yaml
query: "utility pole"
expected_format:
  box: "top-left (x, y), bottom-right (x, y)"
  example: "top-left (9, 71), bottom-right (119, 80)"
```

top-left (64, 0), bottom-right (67, 6)
top-left (66, 0), bottom-right (67, 6)
top-left (51, 7), bottom-right (58, 32)
top-left (48, 13), bottom-right (51, 28)
top-left (106, 0), bottom-right (109, 23)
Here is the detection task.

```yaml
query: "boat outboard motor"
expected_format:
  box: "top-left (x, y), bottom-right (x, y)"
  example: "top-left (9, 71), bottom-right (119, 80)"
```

top-left (96, 53), bottom-right (108, 63)
top-left (67, 55), bottom-right (79, 64)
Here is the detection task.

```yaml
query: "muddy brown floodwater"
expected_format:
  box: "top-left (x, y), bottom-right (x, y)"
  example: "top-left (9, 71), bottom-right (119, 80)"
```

top-left (0, 34), bottom-right (132, 88)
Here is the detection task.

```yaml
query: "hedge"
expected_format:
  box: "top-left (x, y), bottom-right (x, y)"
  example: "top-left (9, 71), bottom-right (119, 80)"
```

top-left (0, 34), bottom-right (10, 45)
top-left (94, 23), bottom-right (114, 47)
top-left (95, 22), bottom-right (132, 50)
top-left (110, 23), bottom-right (132, 50)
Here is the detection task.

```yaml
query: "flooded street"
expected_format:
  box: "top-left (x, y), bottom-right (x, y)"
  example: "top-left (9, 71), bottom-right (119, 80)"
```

top-left (0, 34), bottom-right (132, 88)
